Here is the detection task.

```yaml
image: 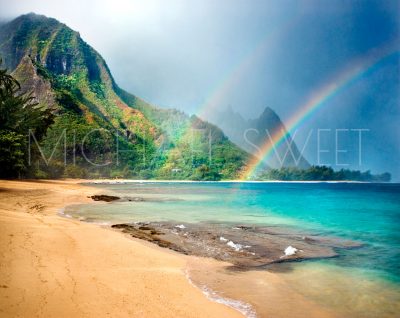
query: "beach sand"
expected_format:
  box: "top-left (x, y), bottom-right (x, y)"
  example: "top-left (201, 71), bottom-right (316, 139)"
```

top-left (0, 180), bottom-right (243, 318)
top-left (186, 258), bottom-right (339, 318)
top-left (0, 179), bottom-right (340, 318)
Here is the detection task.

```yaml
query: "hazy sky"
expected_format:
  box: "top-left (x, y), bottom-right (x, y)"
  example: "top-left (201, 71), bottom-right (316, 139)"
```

top-left (0, 0), bottom-right (399, 179)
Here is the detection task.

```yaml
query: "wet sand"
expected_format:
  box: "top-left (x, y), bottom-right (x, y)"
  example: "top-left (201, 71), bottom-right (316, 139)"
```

top-left (108, 221), bottom-right (364, 318)
top-left (0, 180), bottom-right (243, 318)
top-left (0, 179), bottom-right (373, 318)
top-left (187, 258), bottom-right (339, 318)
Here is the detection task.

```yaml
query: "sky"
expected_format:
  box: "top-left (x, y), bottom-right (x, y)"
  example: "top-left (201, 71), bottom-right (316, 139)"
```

top-left (0, 0), bottom-right (399, 179)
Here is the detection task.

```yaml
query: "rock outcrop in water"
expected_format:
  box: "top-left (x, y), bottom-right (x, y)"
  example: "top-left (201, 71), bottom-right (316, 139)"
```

top-left (111, 223), bottom-right (187, 252)
top-left (90, 195), bottom-right (120, 202)
top-left (111, 221), bottom-right (361, 268)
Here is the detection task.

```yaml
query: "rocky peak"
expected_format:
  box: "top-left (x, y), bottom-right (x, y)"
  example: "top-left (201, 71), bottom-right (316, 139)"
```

top-left (11, 55), bottom-right (56, 109)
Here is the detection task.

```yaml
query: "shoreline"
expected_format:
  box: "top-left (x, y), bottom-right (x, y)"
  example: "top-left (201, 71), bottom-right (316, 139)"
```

top-left (2, 179), bottom-right (377, 318)
top-left (107, 221), bottom-right (361, 268)
top-left (0, 179), bottom-right (244, 318)
top-left (83, 178), bottom-right (378, 184)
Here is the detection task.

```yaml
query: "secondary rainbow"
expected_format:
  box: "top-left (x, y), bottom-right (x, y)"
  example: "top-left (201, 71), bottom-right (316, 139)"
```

top-left (193, 17), bottom-right (299, 121)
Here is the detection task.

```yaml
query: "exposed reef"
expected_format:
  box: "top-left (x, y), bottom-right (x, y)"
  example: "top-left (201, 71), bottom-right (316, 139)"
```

top-left (111, 221), bottom-right (362, 268)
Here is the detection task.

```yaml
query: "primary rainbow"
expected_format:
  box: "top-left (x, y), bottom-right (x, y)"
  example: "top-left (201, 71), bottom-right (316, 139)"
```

top-left (170, 18), bottom-right (299, 157)
top-left (241, 44), bottom-right (399, 180)
top-left (171, 17), bottom-right (300, 165)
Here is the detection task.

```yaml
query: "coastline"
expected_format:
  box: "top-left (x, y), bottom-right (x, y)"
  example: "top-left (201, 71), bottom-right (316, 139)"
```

top-left (84, 178), bottom-right (375, 184)
top-left (0, 179), bottom-right (244, 318)
top-left (1, 179), bottom-right (379, 318)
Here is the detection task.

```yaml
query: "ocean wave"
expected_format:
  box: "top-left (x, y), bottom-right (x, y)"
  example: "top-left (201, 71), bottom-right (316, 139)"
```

top-left (58, 207), bottom-right (72, 218)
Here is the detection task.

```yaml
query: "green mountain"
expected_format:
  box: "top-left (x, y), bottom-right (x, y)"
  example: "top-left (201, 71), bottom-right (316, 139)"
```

top-left (0, 13), bottom-right (250, 180)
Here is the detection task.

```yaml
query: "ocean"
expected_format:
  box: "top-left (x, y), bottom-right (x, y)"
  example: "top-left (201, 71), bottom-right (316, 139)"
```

top-left (63, 182), bottom-right (400, 317)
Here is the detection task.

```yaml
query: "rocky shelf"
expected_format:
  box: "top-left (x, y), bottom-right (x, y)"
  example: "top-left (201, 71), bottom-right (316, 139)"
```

top-left (111, 222), bottom-right (362, 268)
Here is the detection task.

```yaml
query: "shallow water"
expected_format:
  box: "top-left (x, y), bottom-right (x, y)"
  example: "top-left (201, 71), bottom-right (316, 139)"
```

top-left (65, 182), bottom-right (400, 317)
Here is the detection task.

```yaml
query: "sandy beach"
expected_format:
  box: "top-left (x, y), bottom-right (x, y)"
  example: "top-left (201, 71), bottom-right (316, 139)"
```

top-left (0, 179), bottom-right (354, 318)
top-left (0, 180), bottom-right (244, 318)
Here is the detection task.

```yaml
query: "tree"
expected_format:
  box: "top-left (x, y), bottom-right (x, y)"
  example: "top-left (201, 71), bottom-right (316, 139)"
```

top-left (0, 58), bottom-right (54, 178)
top-left (258, 165), bottom-right (391, 182)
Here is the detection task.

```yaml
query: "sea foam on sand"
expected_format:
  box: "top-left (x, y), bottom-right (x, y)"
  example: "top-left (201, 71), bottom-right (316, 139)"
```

top-left (184, 269), bottom-right (257, 318)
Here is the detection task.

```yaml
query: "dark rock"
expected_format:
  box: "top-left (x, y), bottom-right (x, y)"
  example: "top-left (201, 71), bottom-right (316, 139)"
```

top-left (90, 195), bottom-right (120, 202)
top-left (138, 226), bottom-right (153, 231)
top-left (235, 225), bottom-right (253, 230)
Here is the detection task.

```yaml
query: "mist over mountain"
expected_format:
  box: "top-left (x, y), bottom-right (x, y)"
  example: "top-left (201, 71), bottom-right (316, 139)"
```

top-left (0, 13), bottom-right (250, 179)
top-left (209, 106), bottom-right (309, 169)
top-left (0, 10), bottom-right (397, 181)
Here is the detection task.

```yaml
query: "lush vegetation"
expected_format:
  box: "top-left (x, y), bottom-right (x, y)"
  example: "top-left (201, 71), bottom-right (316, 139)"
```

top-left (0, 14), bottom-right (391, 182)
top-left (0, 13), bottom-right (249, 180)
top-left (258, 166), bottom-right (391, 182)
top-left (0, 59), bottom-right (54, 178)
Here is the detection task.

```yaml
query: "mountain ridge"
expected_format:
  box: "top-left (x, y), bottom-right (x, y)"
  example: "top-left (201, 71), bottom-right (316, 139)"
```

top-left (0, 13), bottom-right (250, 179)
top-left (209, 105), bottom-right (310, 169)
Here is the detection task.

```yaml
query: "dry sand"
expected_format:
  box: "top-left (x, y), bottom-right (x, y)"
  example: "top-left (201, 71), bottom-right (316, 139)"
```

top-left (0, 179), bottom-right (341, 318)
top-left (0, 180), bottom-right (244, 318)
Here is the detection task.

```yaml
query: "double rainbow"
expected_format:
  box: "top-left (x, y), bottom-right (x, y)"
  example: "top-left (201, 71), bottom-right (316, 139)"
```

top-left (241, 44), bottom-right (399, 180)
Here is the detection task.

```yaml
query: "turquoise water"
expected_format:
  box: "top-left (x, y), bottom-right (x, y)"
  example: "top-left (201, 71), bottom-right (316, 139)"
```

top-left (66, 182), bottom-right (400, 284)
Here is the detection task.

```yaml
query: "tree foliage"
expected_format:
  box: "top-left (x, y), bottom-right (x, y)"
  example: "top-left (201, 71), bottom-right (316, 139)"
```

top-left (0, 58), bottom-right (54, 178)
top-left (0, 14), bottom-right (251, 180)
top-left (258, 166), bottom-right (391, 182)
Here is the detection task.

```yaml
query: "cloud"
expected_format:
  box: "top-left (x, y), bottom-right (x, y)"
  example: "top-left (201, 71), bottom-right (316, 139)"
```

top-left (0, 0), bottom-right (399, 178)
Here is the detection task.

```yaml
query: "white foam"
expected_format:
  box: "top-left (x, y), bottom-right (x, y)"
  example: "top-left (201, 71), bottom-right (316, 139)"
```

top-left (91, 221), bottom-right (111, 226)
top-left (227, 241), bottom-right (244, 251)
top-left (284, 246), bottom-right (298, 256)
top-left (184, 269), bottom-right (257, 318)
top-left (58, 207), bottom-right (72, 219)
top-left (175, 224), bottom-right (186, 229)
